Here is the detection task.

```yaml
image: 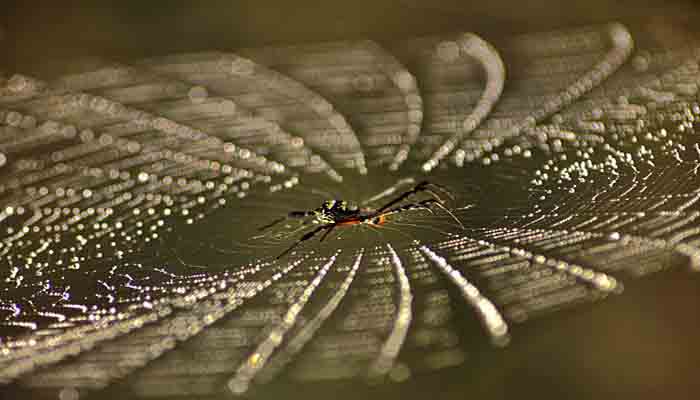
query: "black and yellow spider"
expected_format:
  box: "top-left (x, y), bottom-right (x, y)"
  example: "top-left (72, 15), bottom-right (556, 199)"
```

top-left (259, 181), bottom-right (460, 259)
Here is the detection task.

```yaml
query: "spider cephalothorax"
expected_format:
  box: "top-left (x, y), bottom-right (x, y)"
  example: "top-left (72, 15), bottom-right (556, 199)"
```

top-left (317, 200), bottom-right (362, 223)
top-left (259, 181), bottom-right (461, 259)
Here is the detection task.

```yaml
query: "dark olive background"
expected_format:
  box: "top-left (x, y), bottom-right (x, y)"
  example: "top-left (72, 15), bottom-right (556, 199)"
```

top-left (2, 0), bottom-right (700, 70)
top-left (2, 1), bottom-right (700, 399)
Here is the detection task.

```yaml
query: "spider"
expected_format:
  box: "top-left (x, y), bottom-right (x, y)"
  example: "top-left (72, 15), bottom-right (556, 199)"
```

top-left (259, 181), bottom-right (461, 259)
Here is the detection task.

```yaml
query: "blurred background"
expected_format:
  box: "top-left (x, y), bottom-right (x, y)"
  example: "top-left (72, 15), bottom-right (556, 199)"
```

top-left (2, 1), bottom-right (700, 399)
top-left (2, 0), bottom-right (700, 69)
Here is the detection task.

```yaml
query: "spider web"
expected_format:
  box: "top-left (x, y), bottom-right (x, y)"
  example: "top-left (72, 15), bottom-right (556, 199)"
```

top-left (0, 19), bottom-right (699, 399)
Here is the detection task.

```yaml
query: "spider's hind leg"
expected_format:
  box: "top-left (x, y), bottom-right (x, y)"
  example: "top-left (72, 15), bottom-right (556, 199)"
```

top-left (381, 199), bottom-right (440, 216)
top-left (415, 181), bottom-right (456, 203)
top-left (381, 195), bottom-right (465, 229)
top-left (377, 180), bottom-right (455, 213)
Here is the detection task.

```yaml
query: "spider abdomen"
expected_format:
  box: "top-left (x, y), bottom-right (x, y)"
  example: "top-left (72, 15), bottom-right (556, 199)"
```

top-left (336, 214), bottom-right (385, 226)
top-left (338, 218), bottom-right (363, 226)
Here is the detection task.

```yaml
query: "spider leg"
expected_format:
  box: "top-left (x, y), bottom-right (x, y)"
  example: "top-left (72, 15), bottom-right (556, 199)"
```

top-left (275, 224), bottom-right (333, 259)
top-left (360, 177), bottom-right (416, 207)
top-left (376, 181), bottom-right (453, 213)
top-left (421, 181), bottom-right (456, 202)
top-left (428, 199), bottom-right (465, 229)
top-left (319, 224), bottom-right (336, 242)
top-left (258, 210), bottom-right (315, 231)
top-left (378, 199), bottom-right (440, 217)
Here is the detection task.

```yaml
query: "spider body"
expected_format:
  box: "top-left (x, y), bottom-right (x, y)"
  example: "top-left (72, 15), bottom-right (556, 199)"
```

top-left (312, 200), bottom-right (385, 225)
top-left (260, 181), bottom-right (459, 259)
top-left (317, 200), bottom-right (362, 222)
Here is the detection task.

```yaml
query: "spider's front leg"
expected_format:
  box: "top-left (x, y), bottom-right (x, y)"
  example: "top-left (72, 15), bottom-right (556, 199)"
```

top-left (275, 224), bottom-right (334, 259)
top-left (259, 210), bottom-right (316, 231)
